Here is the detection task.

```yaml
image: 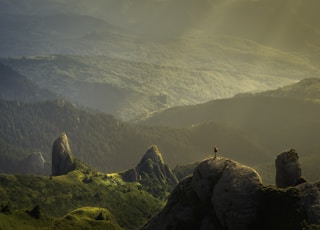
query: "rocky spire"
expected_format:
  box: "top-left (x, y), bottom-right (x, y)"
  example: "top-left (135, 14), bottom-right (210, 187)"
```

top-left (275, 149), bottom-right (305, 188)
top-left (136, 145), bottom-right (178, 185)
top-left (51, 132), bottom-right (75, 176)
top-left (121, 145), bottom-right (178, 198)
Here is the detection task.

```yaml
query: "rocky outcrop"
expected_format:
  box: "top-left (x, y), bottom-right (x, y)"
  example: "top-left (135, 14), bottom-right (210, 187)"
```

top-left (275, 149), bottom-right (305, 188)
top-left (20, 152), bottom-right (45, 175)
top-left (51, 132), bottom-right (75, 176)
top-left (121, 168), bottom-right (138, 182)
top-left (297, 182), bottom-right (320, 225)
top-left (143, 156), bottom-right (320, 230)
top-left (143, 157), bottom-right (262, 230)
top-left (136, 145), bottom-right (178, 185)
top-left (121, 145), bottom-right (178, 197)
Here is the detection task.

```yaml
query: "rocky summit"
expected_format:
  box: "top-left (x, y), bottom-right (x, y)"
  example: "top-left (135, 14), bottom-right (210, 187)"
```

top-left (121, 145), bottom-right (178, 198)
top-left (51, 132), bottom-right (75, 176)
top-left (275, 149), bottom-right (305, 188)
top-left (143, 156), bottom-right (320, 230)
top-left (136, 145), bottom-right (178, 185)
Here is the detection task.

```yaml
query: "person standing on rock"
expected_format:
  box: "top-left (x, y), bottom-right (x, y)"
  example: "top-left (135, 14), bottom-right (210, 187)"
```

top-left (213, 145), bottom-right (218, 159)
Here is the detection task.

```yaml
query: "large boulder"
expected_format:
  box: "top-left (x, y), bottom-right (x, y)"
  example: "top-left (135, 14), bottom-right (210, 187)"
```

top-left (275, 149), bottom-right (304, 188)
top-left (143, 157), bottom-right (263, 230)
top-left (297, 182), bottom-right (320, 225)
top-left (51, 132), bottom-right (75, 176)
top-left (211, 160), bottom-right (262, 230)
top-left (143, 156), bottom-right (320, 229)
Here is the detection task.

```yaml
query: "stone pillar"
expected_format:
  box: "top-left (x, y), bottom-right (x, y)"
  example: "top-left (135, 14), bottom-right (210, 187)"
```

top-left (51, 132), bottom-right (75, 176)
top-left (275, 149), bottom-right (302, 188)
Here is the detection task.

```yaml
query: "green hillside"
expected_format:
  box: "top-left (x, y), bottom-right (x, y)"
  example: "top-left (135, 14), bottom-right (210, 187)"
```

top-left (0, 206), bottom-right (123, 230)
top-left (0, 167), bottom-right (163, 229)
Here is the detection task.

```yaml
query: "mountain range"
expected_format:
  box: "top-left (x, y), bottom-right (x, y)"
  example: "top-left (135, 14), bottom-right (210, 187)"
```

top-left (1, 51), bottom-right (317, 120)
top-left (0, 63), bottom-right (319, 184)
top-left (1, 1), bottom-right (320, 120)
top-left (1, 1), bottom-right (320, 228)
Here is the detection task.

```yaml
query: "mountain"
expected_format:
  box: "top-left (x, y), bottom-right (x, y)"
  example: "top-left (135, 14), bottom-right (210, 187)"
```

top-left (0, 13), bottom-right (120, 57)
top-left (139, 78), bottom-right (320, 182)
top-left (1, 1), bottom-right (320, 120)
top-left (0, 97), bottom-right (272, 174)
top-left (1, 0), bottom-right (320, 56)
top-left (1, 50), bottom-right (318, 120)
top-left (0, 62), bottom-right (55, 102)
top-left (121, 145), bottom-right (178, 198)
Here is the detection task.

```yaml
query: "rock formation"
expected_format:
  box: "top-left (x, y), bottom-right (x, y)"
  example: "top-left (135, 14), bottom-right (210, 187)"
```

top-left (51, 132), bottom-right (75, 176)
top-left (21, 152), bottom-right (45, 175)
top-left (143, 157), bottom-right (262, 230)
top-left (136, 145), bottom-right (178, 185)
top-left (275, 149), bottom-right (304, 188)
top-left (143, 156), bottom-right (320, 230)
top-left (296, 182), bottom-right (320, 225)
top-left (121, 145), bottom-right (178, 197)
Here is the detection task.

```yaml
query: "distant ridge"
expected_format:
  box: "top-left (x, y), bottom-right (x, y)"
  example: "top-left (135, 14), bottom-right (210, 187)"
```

top-left (0, 62), bottom-right (55, 102)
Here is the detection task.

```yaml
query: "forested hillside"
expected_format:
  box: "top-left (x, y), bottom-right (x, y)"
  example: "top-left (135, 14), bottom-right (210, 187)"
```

top-left (140, 78), bottom-right (320, 183)
top-left (0, 99), bottom-right (269, 174)
top-left (0, 62), bottom-right (54, 102)
top-left (2, 0), bottom-right (320, 120)
top-left (2, 48), bottom-right (317, 120)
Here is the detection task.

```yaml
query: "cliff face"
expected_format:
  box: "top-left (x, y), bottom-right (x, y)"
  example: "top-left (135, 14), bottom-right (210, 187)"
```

top-left (51, 132), bottom-right (75, 176)
top-left (143, 156), bottom-right (320, 230)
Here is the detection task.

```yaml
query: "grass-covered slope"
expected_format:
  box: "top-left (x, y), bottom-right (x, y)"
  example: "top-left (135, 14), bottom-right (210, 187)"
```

top-left (0, 206), bottom-right (123, 230)
top-left (0, 168), bottom-right (164, 229)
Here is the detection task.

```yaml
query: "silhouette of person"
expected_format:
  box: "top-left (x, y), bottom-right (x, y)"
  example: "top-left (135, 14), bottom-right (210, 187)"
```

top-left (214, 145), bottom-right (218, 159)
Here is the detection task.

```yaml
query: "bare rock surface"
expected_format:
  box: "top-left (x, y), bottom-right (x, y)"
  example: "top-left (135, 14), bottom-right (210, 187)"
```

top-left (51, 132), bottom-right (75, 176)
top-left (275, 149), bottom-right (302, 188)
top-left (143, 157), bottom-right (262, 230)
top-left (143, 155), bottom-right (320, 229)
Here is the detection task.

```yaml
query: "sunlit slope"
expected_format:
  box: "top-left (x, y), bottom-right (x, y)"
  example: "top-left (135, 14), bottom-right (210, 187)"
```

top-left (2, 34), bottom-right (317, 120)
top-left (139, 79), bottom-right (320, 181)
top-left (141, 93), bottom-right (320, 151)
top-left (2, 0), bottom-right (319, 60)
top-left (0, 169), bottom-right (163, 230)
top-left (1, 0), bottom-right (320, 120)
